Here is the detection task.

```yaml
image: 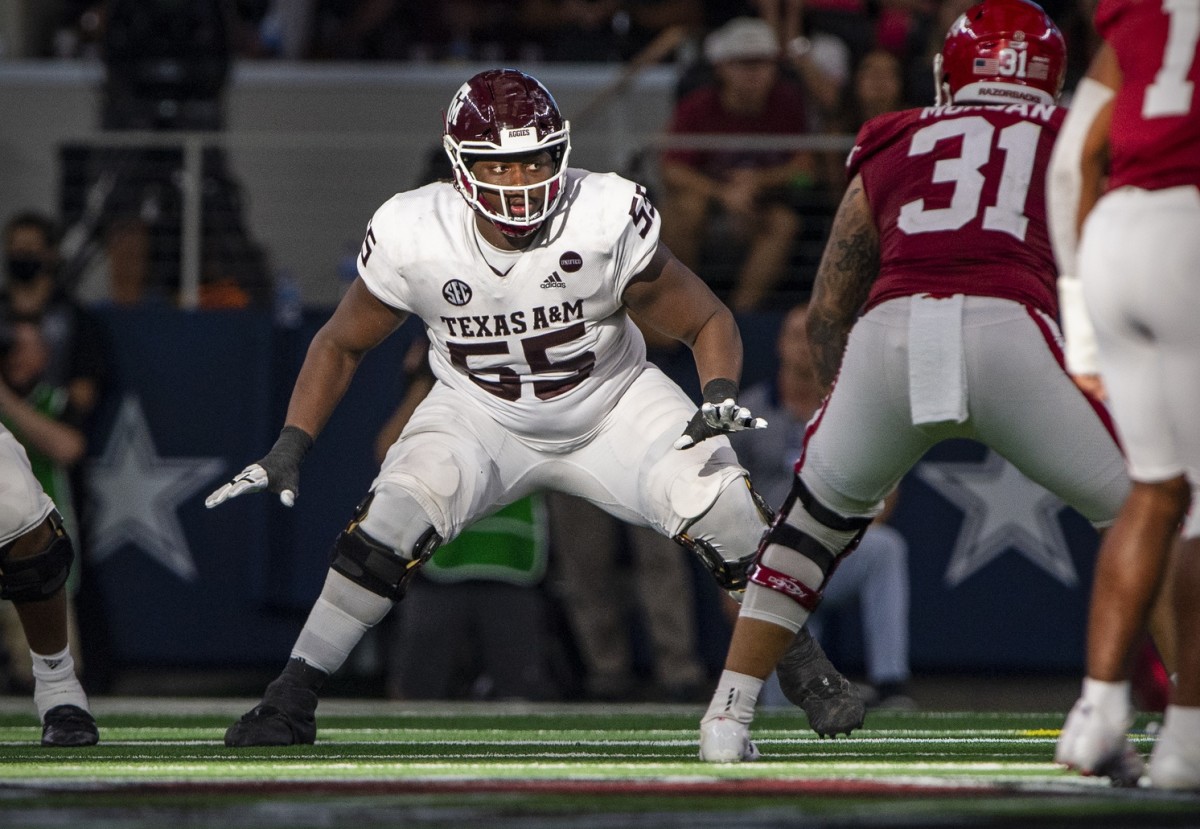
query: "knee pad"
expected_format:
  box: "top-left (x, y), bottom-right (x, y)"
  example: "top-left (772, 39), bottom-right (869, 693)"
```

top-left (749, 476), bottom-right (871, 612)
top-left (0, 513), bottom-right (74, 604)
top-left (675, 476), bottom-right (772, 591)
top-left (330, 493), bottom-right (441, 600)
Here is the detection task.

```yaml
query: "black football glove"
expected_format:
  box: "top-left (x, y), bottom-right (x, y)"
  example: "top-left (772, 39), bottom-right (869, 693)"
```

top-left (205, 425), bottom-right (314, 508)
top-left (674, 378), bottom-right (767, 450)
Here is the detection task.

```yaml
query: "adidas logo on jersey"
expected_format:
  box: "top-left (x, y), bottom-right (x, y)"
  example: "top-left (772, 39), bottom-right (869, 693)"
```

top-left (541, 272), bottom-right (567, 289)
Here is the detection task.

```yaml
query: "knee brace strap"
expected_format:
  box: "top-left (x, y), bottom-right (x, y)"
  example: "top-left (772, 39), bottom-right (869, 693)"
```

top-left (787, 475), bottom-right (873, 534)
top-left (748, 562), bottom-right (824, 612)
top-left (674, 533), bottom-right (756, 591)
top-left (764, 522), bottom-right (836, 573)
top-left (330, 524), bottom-right (440, 600)
top-left (0, 515), bottom-right (74, 603)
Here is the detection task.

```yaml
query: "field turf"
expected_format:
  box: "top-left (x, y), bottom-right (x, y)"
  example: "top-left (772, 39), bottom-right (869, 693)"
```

top-left (1, 697), bottom-right (1197, 828)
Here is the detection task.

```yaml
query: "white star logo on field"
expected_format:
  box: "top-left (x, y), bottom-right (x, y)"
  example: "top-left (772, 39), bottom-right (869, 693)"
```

top-left (914, 450), bottom-right (1078, 588)
top-left (86, 395), bottom-right (225, 581)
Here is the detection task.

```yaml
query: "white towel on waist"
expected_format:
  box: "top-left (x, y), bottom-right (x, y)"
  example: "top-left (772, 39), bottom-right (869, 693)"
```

top-left (908, 293), bottom-right (967, 425)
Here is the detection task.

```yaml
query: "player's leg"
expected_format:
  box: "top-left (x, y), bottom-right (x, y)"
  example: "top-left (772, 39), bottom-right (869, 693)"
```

top-left (226, 387), bottom-right (514, 746)
top-left (708, 303), bottom-right (927, 757)
top-left (0, 427), bottom-right (96, 747)
top-left (1151, 530), bottom-right (1200, 789)
top-left (757, 301), bottom-right (934, 744)
top-left (1051, 188), bottom-right (1200, 784)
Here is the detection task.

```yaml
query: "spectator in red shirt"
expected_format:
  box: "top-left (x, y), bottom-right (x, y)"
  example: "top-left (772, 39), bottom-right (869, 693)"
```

top-left (659, 16), bottom-right (818, 313)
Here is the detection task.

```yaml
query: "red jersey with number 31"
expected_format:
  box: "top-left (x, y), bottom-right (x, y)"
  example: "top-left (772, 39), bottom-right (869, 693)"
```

top-left (848, 103), bottom-right (1066, 318)
top-left (1096, 0), bottom-right (1200, 192)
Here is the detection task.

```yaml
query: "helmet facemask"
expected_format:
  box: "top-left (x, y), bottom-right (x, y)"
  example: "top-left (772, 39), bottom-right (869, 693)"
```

top-left (443, 125), bottom-right (571, 237)
top-left (442, 69), bottom-right (573, 238)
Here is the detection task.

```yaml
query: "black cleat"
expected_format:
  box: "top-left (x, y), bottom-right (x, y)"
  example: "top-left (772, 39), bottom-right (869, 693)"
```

top-left (41, 704), bottom-right (99, 747)
top-left (777, 627), bottom-right (866, 738)
top-left (224, 701), bottom-right (316, 747)
top-left (225, 659), bottom-right (324, 747)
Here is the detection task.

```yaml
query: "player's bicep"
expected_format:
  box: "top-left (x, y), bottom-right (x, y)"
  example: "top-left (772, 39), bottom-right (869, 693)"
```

top-left (320, 278), bottom-right (409, 357)
top-left (623, 242), bottom-right (725, 346)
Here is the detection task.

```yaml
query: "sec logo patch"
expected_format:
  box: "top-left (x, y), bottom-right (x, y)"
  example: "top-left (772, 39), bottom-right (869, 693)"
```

top-left (442, 280), bottom-right (472, 306)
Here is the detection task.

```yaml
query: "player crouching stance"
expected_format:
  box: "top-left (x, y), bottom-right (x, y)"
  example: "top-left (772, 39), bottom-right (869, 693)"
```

top-left (206, 68), bottom-right (862, 748)
top-left (699, 0), bottom-right (1145, 764)
top-left (0, 427), bottom-right (98, 746)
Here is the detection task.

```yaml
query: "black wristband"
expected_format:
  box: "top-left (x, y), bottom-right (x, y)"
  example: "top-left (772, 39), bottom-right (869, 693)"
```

top-left (702, 378), bottom-right (739, 405)
top-left (267, 425), bottom-right (314, 466)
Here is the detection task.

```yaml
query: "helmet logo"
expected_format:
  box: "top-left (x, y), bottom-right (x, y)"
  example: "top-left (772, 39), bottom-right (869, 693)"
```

top-left (442, 279), bottom-right (473, 306)
top-left (446, 85), bottom-right (471, 124)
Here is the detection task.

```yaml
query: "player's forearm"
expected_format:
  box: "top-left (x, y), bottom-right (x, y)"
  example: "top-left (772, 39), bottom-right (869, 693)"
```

top-left (283, 332), bottom-right (364, 440)
top-left (807, 177), bottom-right (878, 390)
top-left (689, 306), bottom-right (744, 388)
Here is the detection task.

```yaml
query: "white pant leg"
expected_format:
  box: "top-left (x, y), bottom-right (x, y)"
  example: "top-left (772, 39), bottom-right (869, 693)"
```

top-left (0, 426), bottom-right (54, 546)
top-left (1081, 185), bottom-right (1200, 489)
top-left (961, 297), bottom-right (1129, 526)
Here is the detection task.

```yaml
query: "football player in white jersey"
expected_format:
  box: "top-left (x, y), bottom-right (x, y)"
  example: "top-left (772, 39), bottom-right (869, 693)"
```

top-left (0, 424), bottom-right (98, 746)
top-left (206, 68), bottom-right (864, 746)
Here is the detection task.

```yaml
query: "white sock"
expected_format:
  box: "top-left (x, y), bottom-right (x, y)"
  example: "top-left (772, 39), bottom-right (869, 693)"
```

top-left (1081, 677), bottom-right (1132, 722)
top-left (291, 571), bottom-right (394, 675)
top-left (703, 670), bottom-right (763, 725)
top-left (31, 646), bottom-right (88, 720)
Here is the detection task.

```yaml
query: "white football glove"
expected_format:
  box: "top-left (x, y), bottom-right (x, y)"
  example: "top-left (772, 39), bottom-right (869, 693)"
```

top-left (205, 463), bottom-right (288, 508)
top-left (205, 426), bottom-right (313, 508)
top-left (674, 378), bottom-right (768, 450)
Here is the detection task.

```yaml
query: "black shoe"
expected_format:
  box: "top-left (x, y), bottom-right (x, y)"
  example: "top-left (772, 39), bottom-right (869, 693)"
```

top-left (225, 659), bottom-right (324, 747)
top-left (41, 704), bottom-right (99, 747)
top-left (776, 628), bottom-right (866, 738)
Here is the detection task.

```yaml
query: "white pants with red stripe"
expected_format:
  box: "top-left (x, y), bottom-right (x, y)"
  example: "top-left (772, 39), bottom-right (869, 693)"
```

top-left (799, 295), bottom-right (1129, 526)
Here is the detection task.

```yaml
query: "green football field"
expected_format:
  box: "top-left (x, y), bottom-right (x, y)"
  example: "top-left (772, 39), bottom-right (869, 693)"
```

top-left (1, 697), bottom-right (1197, 829)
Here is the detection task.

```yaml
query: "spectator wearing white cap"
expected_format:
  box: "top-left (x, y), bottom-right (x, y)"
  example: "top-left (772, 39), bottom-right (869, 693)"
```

top-left (659, 16), bottom-right (819, 313)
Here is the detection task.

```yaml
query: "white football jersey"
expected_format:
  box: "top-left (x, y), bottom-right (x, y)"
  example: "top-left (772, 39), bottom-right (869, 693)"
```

top-left (358, 168), bottom-right (661, 451)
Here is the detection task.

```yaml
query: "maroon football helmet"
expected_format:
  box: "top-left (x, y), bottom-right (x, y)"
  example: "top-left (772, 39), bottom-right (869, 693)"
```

top-left (935, 0), bottom-right (1066, 107)
top-left (443, 68), bottom-right (572, 237)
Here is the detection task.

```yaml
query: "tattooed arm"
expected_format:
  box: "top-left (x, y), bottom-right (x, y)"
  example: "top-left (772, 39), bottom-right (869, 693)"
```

top-left (806, 173), bottom-right (879, 392)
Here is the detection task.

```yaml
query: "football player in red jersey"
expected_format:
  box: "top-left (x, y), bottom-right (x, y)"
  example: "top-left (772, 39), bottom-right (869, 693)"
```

top-left (699, 0), bottom-right (1147, 764)
top-left (1048, 0), bottom-right (1200, 791)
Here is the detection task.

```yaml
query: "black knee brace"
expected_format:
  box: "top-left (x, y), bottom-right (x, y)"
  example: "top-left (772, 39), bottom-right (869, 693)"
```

top-left (329, 495), bottom-right (441, 600)
top-left (749, 476), bottom-right (872, 611)
top-left (674, 533), bottom-right (757, 591)
top-left (0, 513), bottom-right (74, 604)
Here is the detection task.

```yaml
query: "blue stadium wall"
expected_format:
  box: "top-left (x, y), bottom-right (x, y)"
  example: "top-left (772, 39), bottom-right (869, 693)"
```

top-left (81, 308), bottom-right (1099, 677)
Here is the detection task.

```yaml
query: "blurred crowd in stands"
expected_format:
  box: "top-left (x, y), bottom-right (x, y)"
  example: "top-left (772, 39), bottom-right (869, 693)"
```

top-left (2, 1), bottom-right (1103, 312)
